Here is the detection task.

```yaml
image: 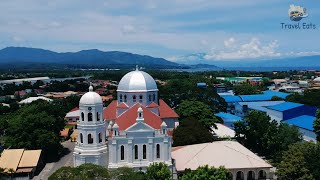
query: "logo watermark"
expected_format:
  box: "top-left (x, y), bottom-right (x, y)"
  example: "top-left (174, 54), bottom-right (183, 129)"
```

top-left (281, 4), bottom-right (317, 30)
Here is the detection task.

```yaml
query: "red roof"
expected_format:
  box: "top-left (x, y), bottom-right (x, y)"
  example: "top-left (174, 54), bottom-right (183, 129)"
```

top-left (117, 102), bottom-right (129, 109)
top-left (115, 103), bottom-right (163, 130)
top-left (69, 107), bottom-right (79, 112)
top-left (103, 100), bottom-right (117, 120)
top-left (159, 99), bottom-right (179, 118)
top-left (147, 102), bottom-right (159, 108)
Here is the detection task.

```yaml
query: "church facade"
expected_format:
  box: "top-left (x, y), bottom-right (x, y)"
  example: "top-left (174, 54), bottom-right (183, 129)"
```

top-left (74, 67), bottom-right (179, 170)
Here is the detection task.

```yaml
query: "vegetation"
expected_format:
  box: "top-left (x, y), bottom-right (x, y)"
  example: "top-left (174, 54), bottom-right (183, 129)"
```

top-left (277, 142), bottom-right (320, 180)
top-left (180, 165), bottom-right (232, 180)
top-left (173, 117), bottom-right (214, 147)
top-left (234, 111), bottom-right (302, 164)
top-left (146, 163), bottom-right (172, 180)
top-left (286, 89), bottom-right (320, 108)
top-left (233, 84), bottom-right (261, 95)
top-left (313, 110), bottom-right (320, 142)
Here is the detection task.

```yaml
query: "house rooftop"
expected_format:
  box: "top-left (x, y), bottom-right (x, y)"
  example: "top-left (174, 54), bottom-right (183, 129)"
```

top-left (266, 102), bottom-right (304, 111)
top-left (214, 112), bottom-right (242, 122)
top-left (284, 115), bottom-right (316, 131)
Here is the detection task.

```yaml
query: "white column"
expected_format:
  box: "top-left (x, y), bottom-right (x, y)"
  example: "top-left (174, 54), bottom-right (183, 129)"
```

top-left (128, 140), bottom-right (133, 163)
top-left (148, 138), bottom-right (153, 162)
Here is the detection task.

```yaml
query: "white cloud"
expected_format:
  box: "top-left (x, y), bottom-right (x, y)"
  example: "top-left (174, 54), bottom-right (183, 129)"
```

top-left (224, 37), bottom-right (235, 48)
top-left (122, 24), bottom-right (136, 34)
top-left (12, 36), bottom-right (24, 43)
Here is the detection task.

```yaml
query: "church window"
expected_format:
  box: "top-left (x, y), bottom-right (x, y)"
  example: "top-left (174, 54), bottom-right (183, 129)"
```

top-left (134, 145), bottom-right (138, 159)
top-left (99, 133), bottom-right (102, 143)
top-left (97, 112), bottom-right (100, 121)
top-left (153, 94), bottom-right (156, 101)
top-left (88, 134), bottom-right (93, 144)
top-left (81, 112), bottom-right (84, 121)
top-left (156, 144), bottom-right (160, 158)
top-left (120, 145), bottom-right (125, 160)
top-left (124, 95), bottom-right (127, 102)
top-left (88, 113), bottom-right (92, 121)
top-left (133, 95), bottom-right (136, 102)
top-left (149, 94), bottom-right (152, 101)
top-left (139, 95), bottom-right (143, 102)
top-left (120, 94), bottom-right (123, 102)
top-left (114, 130), bottom-right (117, 136)
top-left (163, 129), bottom-right (166, 134)
top-left (143, 145), bottom-right (147, 159)
top-left (80, 133), bottom-right (83, 143)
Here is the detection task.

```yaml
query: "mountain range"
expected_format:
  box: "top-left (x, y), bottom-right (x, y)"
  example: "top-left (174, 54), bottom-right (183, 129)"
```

top-left (0, 47), bottom-right (319, 70)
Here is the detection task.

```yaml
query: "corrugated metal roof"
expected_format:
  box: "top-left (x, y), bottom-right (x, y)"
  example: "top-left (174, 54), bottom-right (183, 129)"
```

top-left (238, 101), bottom-right (285, 112)
top-left (267, 102), bottom-right (304, 111)
top-left (262, 90), bottom-right (290, 99)
top-left (214, 112), bottom-right (242, 122)
top-left (284, 115), bottom-right (316, 131)
top-left (239, 94), bottom-right (273, 102)
top-left (221, 95), bottom-right (242, 103)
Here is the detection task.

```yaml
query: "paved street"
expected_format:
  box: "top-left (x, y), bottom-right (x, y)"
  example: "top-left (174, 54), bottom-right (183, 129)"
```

top-left (33, 141), bottom-right (75, 180)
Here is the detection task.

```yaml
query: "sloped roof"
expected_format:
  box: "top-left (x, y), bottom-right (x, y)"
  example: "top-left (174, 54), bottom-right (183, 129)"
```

top-left (19, 96), bottom-right (53, 104)
top-left (117, 102), bottom-right (129, 109)
top-left (284, 115), bottom-right (316, 131)
top-left (239, 94), bottom-right (272, 102)
top-left (267, 102), bottom-right (304, 111)
top-left (116, 103), bottom-right (163, 130)
top-left (103, 100), bottom-right (117, 120)
top-left (18, 150), bottom-right (41, 168)
top-left (159, 99), bottom-right (179, 118)
top-left (172, 141), bottom-right (272, 171)
top-left (221, 95), bottom-right (242, 103)
top-left (0, 149), bottom-right (41, 172)
top-left (214, 112), bottom-right (242, 122)
top-left (263, 90), bottom-right (289, 99)
top-left (147, 102), bottom-right (159, 108)
top-left (212, 123), bottom-right (235, 138)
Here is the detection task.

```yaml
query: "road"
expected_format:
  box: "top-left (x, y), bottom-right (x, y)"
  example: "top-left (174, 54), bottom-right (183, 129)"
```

top-left (33, 141), bottom-right (75, 180)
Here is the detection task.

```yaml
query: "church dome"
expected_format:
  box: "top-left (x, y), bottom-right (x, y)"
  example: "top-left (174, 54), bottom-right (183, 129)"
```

top-left (117, 68), bottom-right (158, 92)
top-left (80, 86), bottom-right (103, 105)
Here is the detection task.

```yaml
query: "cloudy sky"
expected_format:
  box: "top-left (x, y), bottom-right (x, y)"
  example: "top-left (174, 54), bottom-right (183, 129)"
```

top-left (0, 0), bottom-right (319, 62)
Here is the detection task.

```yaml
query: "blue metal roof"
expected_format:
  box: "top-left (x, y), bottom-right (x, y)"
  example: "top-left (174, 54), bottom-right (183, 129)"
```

top-left (197, 83), bottom-right (207, 87)
top-left (284, 115), bottom-right (316, 131)
top-left (267, 102), bottom-right (304, 111)
top-left (263, 90), bottom-right (290, 99)
top-left (214, 112), bottom-right (242, 122)
top-left (221, 95), bottom-right (242, 103)
top-left (239, 94), bottom-right (273, 102)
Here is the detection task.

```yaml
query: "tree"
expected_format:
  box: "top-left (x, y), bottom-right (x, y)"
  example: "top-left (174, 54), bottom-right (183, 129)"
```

top-left (234, 111), bottom-right (302, 163)
top-left (48, 163), bottom-right (109, 180)
top-left (180, 165), bottom-right (232, 180)
top-left (313, 110), bottom-right (320, 142)
top-left (176, 100), bottom-right (220, 129)
top-left (271, 96), bottom-right (283, 101)
top-left (146, 162), bottom-right (172, 180)
top-left (277, 143), bottom-right (315, 180)
top-left (233, 84), bottom-right (260, 95)
top-left (173, 117), bottom-right (214, 147)
top-left (109, 167), bottom-right (145, 180)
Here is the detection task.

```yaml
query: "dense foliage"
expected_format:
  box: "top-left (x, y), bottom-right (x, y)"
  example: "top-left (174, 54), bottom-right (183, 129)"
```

top-left (173, 117), bottom-right (214, 147)
top-left (180, 165), bottom-right (232, 180)
top-left (233, 84), bottom-right (261, 95)
top-left (313, 110), bottom-right (320, 142)
top-left (277, 142), bottom-right (320, 180)
top-left (146, 162), bottom-right (172, 180)
top-left (234, 111), bottom-right (302, 164)
top-left (286, 89), bottom-right (320, 108)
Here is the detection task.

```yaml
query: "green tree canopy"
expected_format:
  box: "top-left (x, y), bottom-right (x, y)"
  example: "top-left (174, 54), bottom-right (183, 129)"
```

top-left (233, 84), bottom-right (260, 95)
top-left (176, 100), bottom-right (220, 129)
top-left (180, 165), bottom-right (232, 180)
top-left (173, 117), bottom-right (214, 147)
top-left (234, 110), bottom-right (302, 164)
top-left (109, 167), bottom-right (146, 180)
top-left (313, 110), bottom-right (320, 142)
top-left (145, 162), bottom-right (172, 180)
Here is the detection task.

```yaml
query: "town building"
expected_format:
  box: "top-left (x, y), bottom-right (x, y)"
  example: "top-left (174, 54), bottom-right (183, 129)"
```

top-left (172, 141), bottom-right (274, 180)
top-left (214, 112), bottom-right (242, 129)
top-left (284, 115), bottom-right (317, 142)
top-left (18, 96), bottom-right (53, 104)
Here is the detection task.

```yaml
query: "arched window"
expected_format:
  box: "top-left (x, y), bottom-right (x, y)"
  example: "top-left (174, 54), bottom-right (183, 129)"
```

top-left (120, 94), bottom-right (123, 102)
top-left (88, 134), bottom-right (93, 144)
top-left (247, 171), bottom-right (255, 180)
top-left (149, 94), bottom-right (152, 101)
top-left (120, 145), bottom-right (125, 160)
top-left (88, 113), bottom-right (92, 121)
top-left (81, 112), bottom-right (84, 121)
top-left (139, 95), bottom-right (143, 102)
top-left (156, 144), bottom-right (160, 158)
top-left (124, 95), bottom-right (127, 102)
top-left (134, 145), bottom-right (138, 159)
top-left (80, 133), bottom-right (83, 143)
top-left (133, 95), bottom-right (136, 102)
top-left (143, 145), bottom-right (147, 159)
top-left (162, 129), bottom-right (166, 134)
top-left (114, 130), bottom-right (117, 136)
top-left (258, 170), bottom-right (266, 179)
top-left (236, 171), bottom-right (244, 180)
top-left (99, 133), bottom-right (102, 143)
top-left (153, 94), bottom-right (156, 101)
top-left (97, 112), bottom-right (100, 121)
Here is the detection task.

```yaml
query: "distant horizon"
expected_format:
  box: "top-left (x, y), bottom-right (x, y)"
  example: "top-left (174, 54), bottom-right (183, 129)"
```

top-left (0, 1), bottom-right (319, 63)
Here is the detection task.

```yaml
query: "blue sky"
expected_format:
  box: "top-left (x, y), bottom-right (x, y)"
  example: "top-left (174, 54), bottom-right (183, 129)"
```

top-left (0, 0), bottom-right (319, 62)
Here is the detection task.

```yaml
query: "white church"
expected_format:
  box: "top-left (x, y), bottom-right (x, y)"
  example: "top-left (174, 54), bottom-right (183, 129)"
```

top-left (74, 67), bottom-right (179, 171)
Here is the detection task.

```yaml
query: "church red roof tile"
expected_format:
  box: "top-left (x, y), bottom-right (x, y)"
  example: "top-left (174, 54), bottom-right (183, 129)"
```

top-left (147, 102), bottom-right (159, 108)
top-left (69, 107), bottom-right (79, 112)
top-left (159, 99), bottom-right (179, 118)
top-left (103, 100), bottom-right (117, 120)
top-left (117, 102), bottom-right (129, 109)
top-left (115, 103), bottom-right (163, 131)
